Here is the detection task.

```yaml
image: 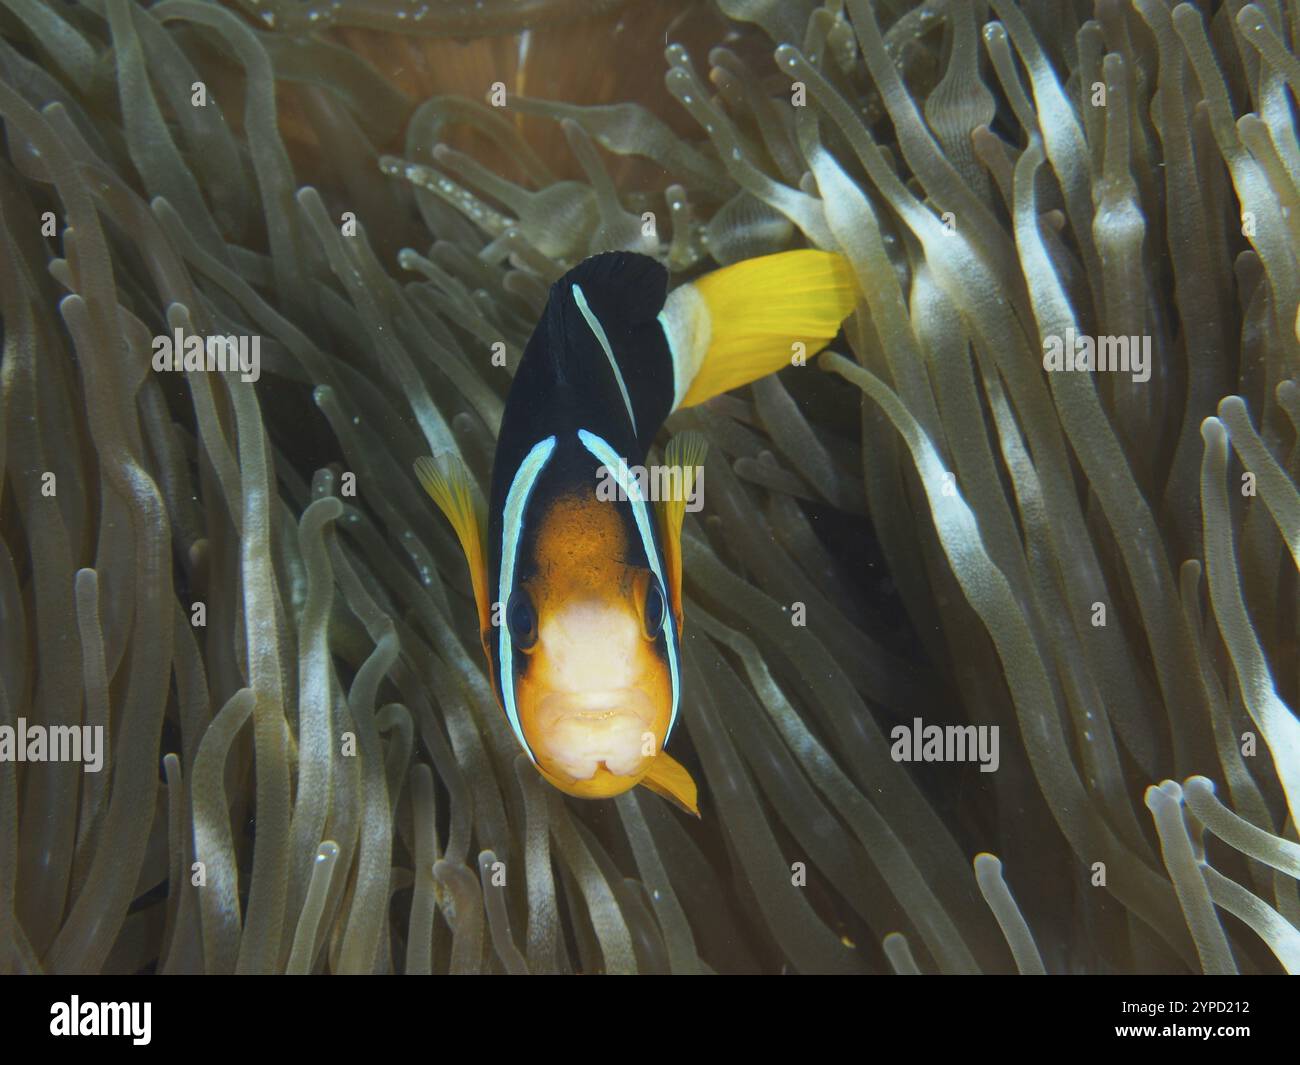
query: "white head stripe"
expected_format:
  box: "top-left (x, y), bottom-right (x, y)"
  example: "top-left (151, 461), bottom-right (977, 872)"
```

top-left (577, 429), bottom-right (681, 738)
top-left (498, 435), bottom-right (557, 759)
top-left (572, 283), bottom-right (638, 436)
top-left (656, 283), bottom-right (710, 412)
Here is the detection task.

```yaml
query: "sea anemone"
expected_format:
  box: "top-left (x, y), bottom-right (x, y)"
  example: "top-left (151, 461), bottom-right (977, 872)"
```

top-left (0, 0), bottom-right (1296, 974)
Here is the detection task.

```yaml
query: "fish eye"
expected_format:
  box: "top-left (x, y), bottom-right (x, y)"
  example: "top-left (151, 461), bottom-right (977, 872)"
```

top-left (643, 579), bottom-right (666, 638)
top-left (507, 589), bottom-right (538, 650)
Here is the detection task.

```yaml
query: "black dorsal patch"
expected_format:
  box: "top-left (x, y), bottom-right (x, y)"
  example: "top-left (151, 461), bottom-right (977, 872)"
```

top-left (490, 251), bottom-right (677, 597)
top-left (542, 252), bottom-right (674, 456)
top-left (559, 252), bottom-right (668, 323)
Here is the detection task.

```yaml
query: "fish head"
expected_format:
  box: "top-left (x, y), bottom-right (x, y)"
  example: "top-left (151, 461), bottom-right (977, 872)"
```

top-left (506, 491), bottom-right (675, 798)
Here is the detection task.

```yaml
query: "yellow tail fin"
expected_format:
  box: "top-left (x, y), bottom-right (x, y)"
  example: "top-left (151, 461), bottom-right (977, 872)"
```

top-left (660, 249), bottom-right (856, 410)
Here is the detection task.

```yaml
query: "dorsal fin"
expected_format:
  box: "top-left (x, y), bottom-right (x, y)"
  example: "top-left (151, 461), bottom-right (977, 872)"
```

top-left (546, 252), bottom-right (668, 386)
top-left (558, 251), bottom-right (668, 325)
top-left (538, 253), bottom-right (675, 449)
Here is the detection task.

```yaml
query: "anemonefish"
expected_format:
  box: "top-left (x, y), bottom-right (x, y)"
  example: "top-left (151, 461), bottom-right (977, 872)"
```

top-left (416, 249), bottom-right (855, 815)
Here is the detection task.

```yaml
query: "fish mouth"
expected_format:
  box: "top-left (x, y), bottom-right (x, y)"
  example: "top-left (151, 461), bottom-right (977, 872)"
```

top-left (533, 687), bottom-right (660, 780)
top-left (553, 689), bottom-right (644, 714)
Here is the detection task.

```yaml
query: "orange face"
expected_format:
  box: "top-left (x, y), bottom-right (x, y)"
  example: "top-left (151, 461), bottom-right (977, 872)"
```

top-left (508, 492), bottom-right (674, 798)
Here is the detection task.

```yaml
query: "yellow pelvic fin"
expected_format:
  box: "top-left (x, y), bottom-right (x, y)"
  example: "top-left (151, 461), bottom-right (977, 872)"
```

top-left (639, 751), bottom-right (700, 817)
top-left (414, 454), bottom-right (491, 646)
top-left (678, 249), bottom-right (856, 408)
top-left (654, 431), bottom-right (708, 635)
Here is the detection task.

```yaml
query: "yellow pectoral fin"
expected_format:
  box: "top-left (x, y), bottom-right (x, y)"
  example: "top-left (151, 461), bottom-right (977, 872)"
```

top-left (639, 751), bottom-right (700, 818)
top-left (669, 249), bottom-right (857, 409)
top-left (655, 431), bottom-right (708, 634)
top-left (414, 454), bottom-right (491, 640)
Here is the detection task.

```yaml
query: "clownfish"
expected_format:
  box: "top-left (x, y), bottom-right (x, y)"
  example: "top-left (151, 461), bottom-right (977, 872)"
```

top-left (416, 249), bottom-right (855, 814)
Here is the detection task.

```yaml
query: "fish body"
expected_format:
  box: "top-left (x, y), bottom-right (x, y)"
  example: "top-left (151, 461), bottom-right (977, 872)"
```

top-left (417, 248), bottom-right (856, 813)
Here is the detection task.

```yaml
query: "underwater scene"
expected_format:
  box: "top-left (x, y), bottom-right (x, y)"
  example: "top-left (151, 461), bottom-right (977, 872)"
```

top-left (0, 0), bottom-right (1298, 992)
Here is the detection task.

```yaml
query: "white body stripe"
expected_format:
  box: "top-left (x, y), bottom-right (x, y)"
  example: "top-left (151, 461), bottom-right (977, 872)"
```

top-left (498, 435), bottom-right (557, 759)
top-left (572, 283), bottom-right (638, 436)
top-left (577, 429), bottom-right (681, 739)
top-left (656, 283), bottom-right (711, 412)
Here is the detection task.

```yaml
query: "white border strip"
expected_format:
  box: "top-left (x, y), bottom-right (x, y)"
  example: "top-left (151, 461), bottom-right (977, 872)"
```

top-left (498, 435), bottom-right (558, 759)
top-left (573, 283), bottom-right (638, 436)
top-left (578, 429), bottom-right (681, 738)
top-left (657, 283), bottom-right (709, 413)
